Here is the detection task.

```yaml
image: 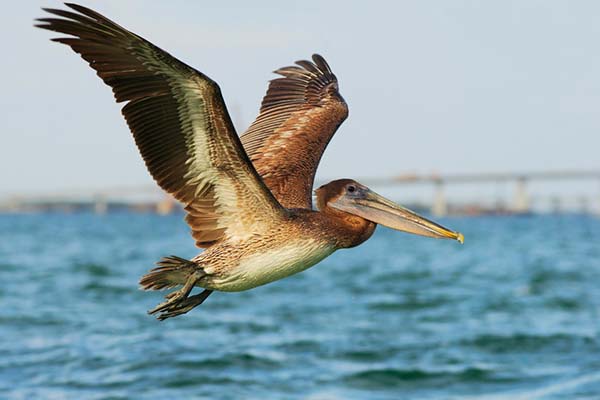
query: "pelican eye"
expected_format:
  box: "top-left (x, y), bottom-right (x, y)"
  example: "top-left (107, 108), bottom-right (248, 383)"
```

top-left (347, 185), bottom-right (356, 193)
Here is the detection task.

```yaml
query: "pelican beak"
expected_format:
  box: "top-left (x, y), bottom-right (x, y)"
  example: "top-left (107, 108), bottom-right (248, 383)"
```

top-left (330, 187), bottom-right (464, 243)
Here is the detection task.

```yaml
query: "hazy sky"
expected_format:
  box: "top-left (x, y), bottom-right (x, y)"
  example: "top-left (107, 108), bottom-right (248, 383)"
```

top-left (2, 1), bottom-right (600, 198)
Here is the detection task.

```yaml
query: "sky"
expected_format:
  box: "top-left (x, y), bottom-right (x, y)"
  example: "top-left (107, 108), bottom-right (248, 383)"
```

top-left (2, 1), bottom-right (600, 204)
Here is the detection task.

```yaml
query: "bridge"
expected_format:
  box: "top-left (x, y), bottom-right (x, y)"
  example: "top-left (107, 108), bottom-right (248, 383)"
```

top-left (0, 184), bottom-right (174, 215)
top-left (353, 169), bottom-right (600, 216)
top-left (1, 169), bottom-right (599, 216)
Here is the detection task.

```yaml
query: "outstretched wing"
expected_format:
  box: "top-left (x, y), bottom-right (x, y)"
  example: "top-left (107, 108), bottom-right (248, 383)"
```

top-left (241, 55), bottom-right (348, 210)
top-left (37, 3), bottom-right (285, 247)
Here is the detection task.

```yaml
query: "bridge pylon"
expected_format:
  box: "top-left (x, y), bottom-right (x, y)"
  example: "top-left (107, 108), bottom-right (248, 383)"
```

top-left (512, 177), bottom-right (530, 214)
top-left (432, 181), bottom-right (447, 217)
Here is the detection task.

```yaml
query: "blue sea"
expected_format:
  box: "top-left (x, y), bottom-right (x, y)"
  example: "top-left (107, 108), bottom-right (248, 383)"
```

top-left (1, 213), bottom-right (600, 399)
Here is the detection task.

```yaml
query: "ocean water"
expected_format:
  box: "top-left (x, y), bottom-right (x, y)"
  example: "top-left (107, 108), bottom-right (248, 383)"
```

top-left (1, 213), bottom-right (600, 399)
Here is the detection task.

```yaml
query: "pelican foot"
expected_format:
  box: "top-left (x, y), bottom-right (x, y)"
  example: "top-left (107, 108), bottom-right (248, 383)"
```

top-left (156, 290), bottom-right (213, 320)
top-left (148, 271), bottom-right (203, 316)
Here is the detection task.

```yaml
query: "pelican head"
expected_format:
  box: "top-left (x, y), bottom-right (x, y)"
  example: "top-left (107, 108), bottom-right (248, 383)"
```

top-left (316, 179), bottom-right (464, 243)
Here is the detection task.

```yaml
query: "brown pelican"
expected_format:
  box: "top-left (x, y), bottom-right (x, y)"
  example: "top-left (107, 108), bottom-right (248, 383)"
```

top-left (36, 4), bottom-right (463, 320)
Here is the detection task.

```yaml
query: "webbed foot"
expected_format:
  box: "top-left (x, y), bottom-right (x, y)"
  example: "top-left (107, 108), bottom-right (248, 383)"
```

top-left (156, 290), bottom-right (213, 320)
top-left (147, 270), bottom-right (206, 317)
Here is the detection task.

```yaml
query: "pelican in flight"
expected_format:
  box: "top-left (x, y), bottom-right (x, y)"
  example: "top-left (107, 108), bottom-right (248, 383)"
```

top-left (37, 4), bottom-right (463, 320)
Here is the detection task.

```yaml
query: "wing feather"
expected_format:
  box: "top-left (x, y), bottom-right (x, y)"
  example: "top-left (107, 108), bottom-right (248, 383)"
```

top-left (37, 3), bottom-right (285, 247)
top-left (241, 54), bottom-right (348, 209)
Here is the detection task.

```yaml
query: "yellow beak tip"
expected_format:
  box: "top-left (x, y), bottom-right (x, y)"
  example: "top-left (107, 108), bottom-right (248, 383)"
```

top-left (456, 232), bottom-right (465, 244)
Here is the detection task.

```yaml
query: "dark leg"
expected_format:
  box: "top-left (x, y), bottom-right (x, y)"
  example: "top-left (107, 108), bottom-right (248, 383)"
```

top-left (148, 270), bottom-right (204, 316)
top-left (156, 290), bottom-right (213, 320)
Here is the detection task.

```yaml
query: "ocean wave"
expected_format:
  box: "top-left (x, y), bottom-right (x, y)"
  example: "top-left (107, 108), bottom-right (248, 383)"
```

top-left (461, 332), bottom-right (598, 353)
top-left (174, 353), bottom-right (282, 370)
top-left (343, 366), bottom-right (495, 388)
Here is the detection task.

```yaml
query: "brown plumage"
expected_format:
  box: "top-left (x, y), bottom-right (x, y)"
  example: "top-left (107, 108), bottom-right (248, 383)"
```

top-left (37, 4), bottom-right (463, 320)
top-left (241, 55), bottom-right (348, 209)
top-left (36, 3), bottom-right (283, 249)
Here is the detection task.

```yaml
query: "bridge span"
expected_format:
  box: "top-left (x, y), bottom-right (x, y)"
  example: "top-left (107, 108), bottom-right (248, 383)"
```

top-left (354, 169), bottom-right (600, 216)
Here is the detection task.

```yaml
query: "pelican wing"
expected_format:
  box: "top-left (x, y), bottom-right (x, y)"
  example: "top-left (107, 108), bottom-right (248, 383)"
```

top-left (241, 55), bottom-right (348, 209)
top-left (37, 4), bottom-right (285, 247)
